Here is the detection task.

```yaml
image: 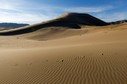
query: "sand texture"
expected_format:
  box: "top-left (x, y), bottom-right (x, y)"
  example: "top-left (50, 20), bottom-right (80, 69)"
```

top-left (0, 23), bottom-right (127, 84)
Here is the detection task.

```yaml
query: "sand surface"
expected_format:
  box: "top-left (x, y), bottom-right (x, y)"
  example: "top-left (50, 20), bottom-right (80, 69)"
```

top-left (0, 23), bottom-right (127, 84)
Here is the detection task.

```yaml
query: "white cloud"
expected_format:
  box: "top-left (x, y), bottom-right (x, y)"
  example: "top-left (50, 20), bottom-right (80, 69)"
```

top-left (0, 11), bottom-right (52, 24)
top-left (0, 11), bottom-right (54, 24)
top-left (0, 0), bottom-right (122, 24)
top-left (63, 6), bottom-right (113, 13)
top-left (95, 12), bottom-right (127, 22)
top-left (0, 0), bottom-right (58, 24)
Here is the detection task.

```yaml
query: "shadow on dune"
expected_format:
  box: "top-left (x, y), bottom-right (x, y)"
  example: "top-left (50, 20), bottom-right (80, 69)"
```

top-left (0, 13), bottom-right (108, 35)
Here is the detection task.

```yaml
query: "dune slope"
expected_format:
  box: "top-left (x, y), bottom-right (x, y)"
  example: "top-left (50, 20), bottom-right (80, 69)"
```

top-left (0, 13), bottom-right (108, 35)
top-left (0, 23), bottom-right (127, 83)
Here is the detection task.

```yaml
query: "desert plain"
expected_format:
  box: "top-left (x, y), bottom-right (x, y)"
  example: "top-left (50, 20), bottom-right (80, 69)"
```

top-left (0, 13), bottom-right (127, 84)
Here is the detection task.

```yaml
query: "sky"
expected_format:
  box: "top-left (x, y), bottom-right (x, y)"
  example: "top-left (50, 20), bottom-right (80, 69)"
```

top-left (0, 0), bottom-right (127, 24)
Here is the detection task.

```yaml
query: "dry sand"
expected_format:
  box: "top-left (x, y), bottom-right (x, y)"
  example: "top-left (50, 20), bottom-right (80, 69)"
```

top-left (0, 23), bottom-right (127, 84)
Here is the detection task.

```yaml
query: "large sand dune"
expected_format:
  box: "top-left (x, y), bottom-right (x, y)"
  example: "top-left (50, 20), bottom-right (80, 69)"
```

top-left (0, 13), bottom-right (108, 35)
top-left (0, 22), bottom-right (127, 83)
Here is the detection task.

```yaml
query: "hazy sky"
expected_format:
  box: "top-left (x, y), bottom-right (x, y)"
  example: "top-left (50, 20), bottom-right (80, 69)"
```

top-left (0, 0), bottom-right (127, 24)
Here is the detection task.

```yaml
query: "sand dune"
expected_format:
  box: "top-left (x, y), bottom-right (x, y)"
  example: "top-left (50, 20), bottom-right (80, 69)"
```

top-left (0, 13), bottom-right (108, 35)
top-left (0, 22), bottom-right (127, 83)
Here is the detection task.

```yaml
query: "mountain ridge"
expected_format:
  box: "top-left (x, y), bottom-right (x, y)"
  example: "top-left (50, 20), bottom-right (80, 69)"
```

top-left (0, 23), bottom-right (29, 29)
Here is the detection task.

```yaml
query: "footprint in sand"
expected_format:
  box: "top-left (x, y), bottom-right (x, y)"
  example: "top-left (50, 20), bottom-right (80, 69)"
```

top-left (29, 63), bottom-right (32, 66)
top-left (46, 60), bottom-right (48, 62)
top-left (61, 60), bottom-right (64, 62)
top-left (56, 59), bottom-right (64, 62)
top-left (82, 56), bottom-right (85, 59)
top-left (75, 56), bottom-right (85, 60)
top-left (14, 64), bottom-right (19, 66)
top-left (102, 53), bottom-right (104, 55)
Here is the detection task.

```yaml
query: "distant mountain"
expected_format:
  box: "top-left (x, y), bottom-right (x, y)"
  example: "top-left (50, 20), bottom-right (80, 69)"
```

top-left (0, 23), bottom-right (29, 29)
top-left (0, 13), bottom-right (109, 35)
top-left (109, 20), bottom-right (127, 25)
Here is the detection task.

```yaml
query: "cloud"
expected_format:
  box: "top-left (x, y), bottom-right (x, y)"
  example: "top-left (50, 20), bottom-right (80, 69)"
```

top-left (0, 0), bottom-right (58, 24)
top-left (0, 11), bottom-right (54, 24)
top-left (63, 6), bottom-right (113, 13)
top-left (94, 12), bottom-right (127, 22)
top-left (0, 0), bottom-right (121, 24)
top-left (0, 11), bottom-right (53, 24)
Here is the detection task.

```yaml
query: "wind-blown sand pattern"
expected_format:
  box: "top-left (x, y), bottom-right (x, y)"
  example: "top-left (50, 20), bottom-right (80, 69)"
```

top-left (0, 21), bottom-right (127, 83)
